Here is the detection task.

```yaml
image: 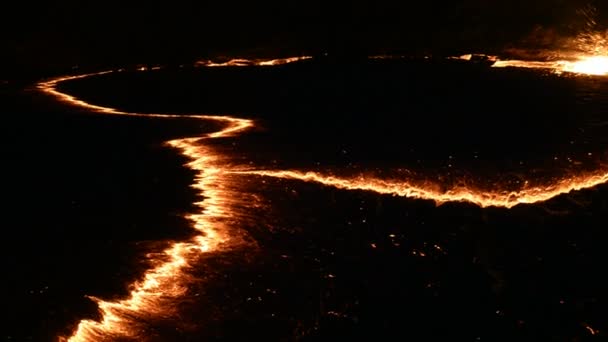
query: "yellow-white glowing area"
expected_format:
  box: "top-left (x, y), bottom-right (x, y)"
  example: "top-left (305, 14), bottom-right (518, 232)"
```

top-left (483, 31), bottom-right (608, 76)
top-left (490, 55), bottom-right (608, 76)
top-left (36, 54), bottom-right (608, 341)
top-left (563, 55), bottom-right (608, 75)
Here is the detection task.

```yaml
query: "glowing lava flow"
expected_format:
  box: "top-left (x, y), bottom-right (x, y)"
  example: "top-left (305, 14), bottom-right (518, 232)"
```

top-left (39, 71), bottom-right (253, 341)
top-left (450, 53), bottom-right (608, 76)
top-left (37, 54), bottom-right (608, 340)
top-left (195, 56), bottom-right (312, 67)
top-left (492, 56), bottom-right (608, 76)
top-left (38, 72), bottom-right (254, 137)
top-left (447, 53), bottom-right (608, 76)
top-left (489, 30), bottom-right (608, 76)
top-left (493, 25), bottom-right (608, 76)
top-left (234, 170), bottom-right (608, 209)
top-left (563, 55), bottom-right (608, 75)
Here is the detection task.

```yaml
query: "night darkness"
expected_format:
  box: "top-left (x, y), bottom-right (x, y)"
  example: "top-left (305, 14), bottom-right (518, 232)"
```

top-left (3, 0), bottom-right (608, 341)
top-left (6, 0), bottom-right (608, 76)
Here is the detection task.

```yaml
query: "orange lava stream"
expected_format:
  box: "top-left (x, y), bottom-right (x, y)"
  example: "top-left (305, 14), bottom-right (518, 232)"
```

top-left (38, 73), bottom-right (254, 138)
top-left (39, 71), bottom-right (253, 341)
top-left (492, 56), bottom-right (608, 76)
top-left (195, 56), bottom-right (312, 67)
top-left (491, 28), bottom-right (608, 76)
top-left (450, 53), bottom-right (608, 76)
top-left (62, 141), bottom-right (249, 341)
top-left (235, 170), bottom-right (608, 209)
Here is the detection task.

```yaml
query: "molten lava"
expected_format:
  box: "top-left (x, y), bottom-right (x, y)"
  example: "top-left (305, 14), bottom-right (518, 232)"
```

top-left (195, 56), bottom-right (312, 67)
top-left (40, 71), bottom-right (253, 341)
top-left (36, 54), bottom-right (608, 341)
top-left (491, 56), bottom-right (608, 76)
top-left (234, 170), bottom-right (608, 209)
top-left (483, 31), bottom-right (608, 76)
top-left (563, 55), bottom-right (608, 75)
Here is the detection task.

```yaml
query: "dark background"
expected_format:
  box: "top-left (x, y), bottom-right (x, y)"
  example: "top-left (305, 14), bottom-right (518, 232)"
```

top-left (4, 0), bottom-right (608, 78)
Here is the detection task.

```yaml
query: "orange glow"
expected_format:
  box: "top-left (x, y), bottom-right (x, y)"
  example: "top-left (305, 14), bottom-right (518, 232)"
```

top-left (235, 170), bottom-right (608, 209)
top-left (482, 31), bottom-right (608, 76)
top-left (443, 31), bottom-right (608, 76)
top-left (492, 59), bottom-right (565, 70)
top-left (36, 54), bottom-right (608, 341)
top-left (37, 72), bottom-right (254, 137)
top-left (39, 70), bottom-right (253, 341)
top-left (196, 56), bottom-right (312, 67)
top-left (450, 54), bottom-right (473, 61)
top-left (448, 54), bottom-right (498, 62)
top-left (584, 324), bottom-right (597, 335)
top-left (369, 54), bottom-right (408, 60)
top-left (62, 139), bottom-right (250, 341)
top-left (491, 56), bottom-right (608, 76)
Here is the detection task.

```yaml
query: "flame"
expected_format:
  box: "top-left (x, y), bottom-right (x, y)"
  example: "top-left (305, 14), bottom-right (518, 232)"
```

top-left (36, 54), bottom-right (608, 340)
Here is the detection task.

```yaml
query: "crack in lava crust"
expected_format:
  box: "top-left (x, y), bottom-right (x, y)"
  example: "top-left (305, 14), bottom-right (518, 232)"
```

top-left (36, 56), bottom-right (608, 341)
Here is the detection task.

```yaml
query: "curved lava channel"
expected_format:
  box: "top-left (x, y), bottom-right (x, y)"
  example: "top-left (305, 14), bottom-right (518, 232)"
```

top-left (40, 71), bottom-right (254, 341)
top-left (36, 56), bottom-right (608, 341)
